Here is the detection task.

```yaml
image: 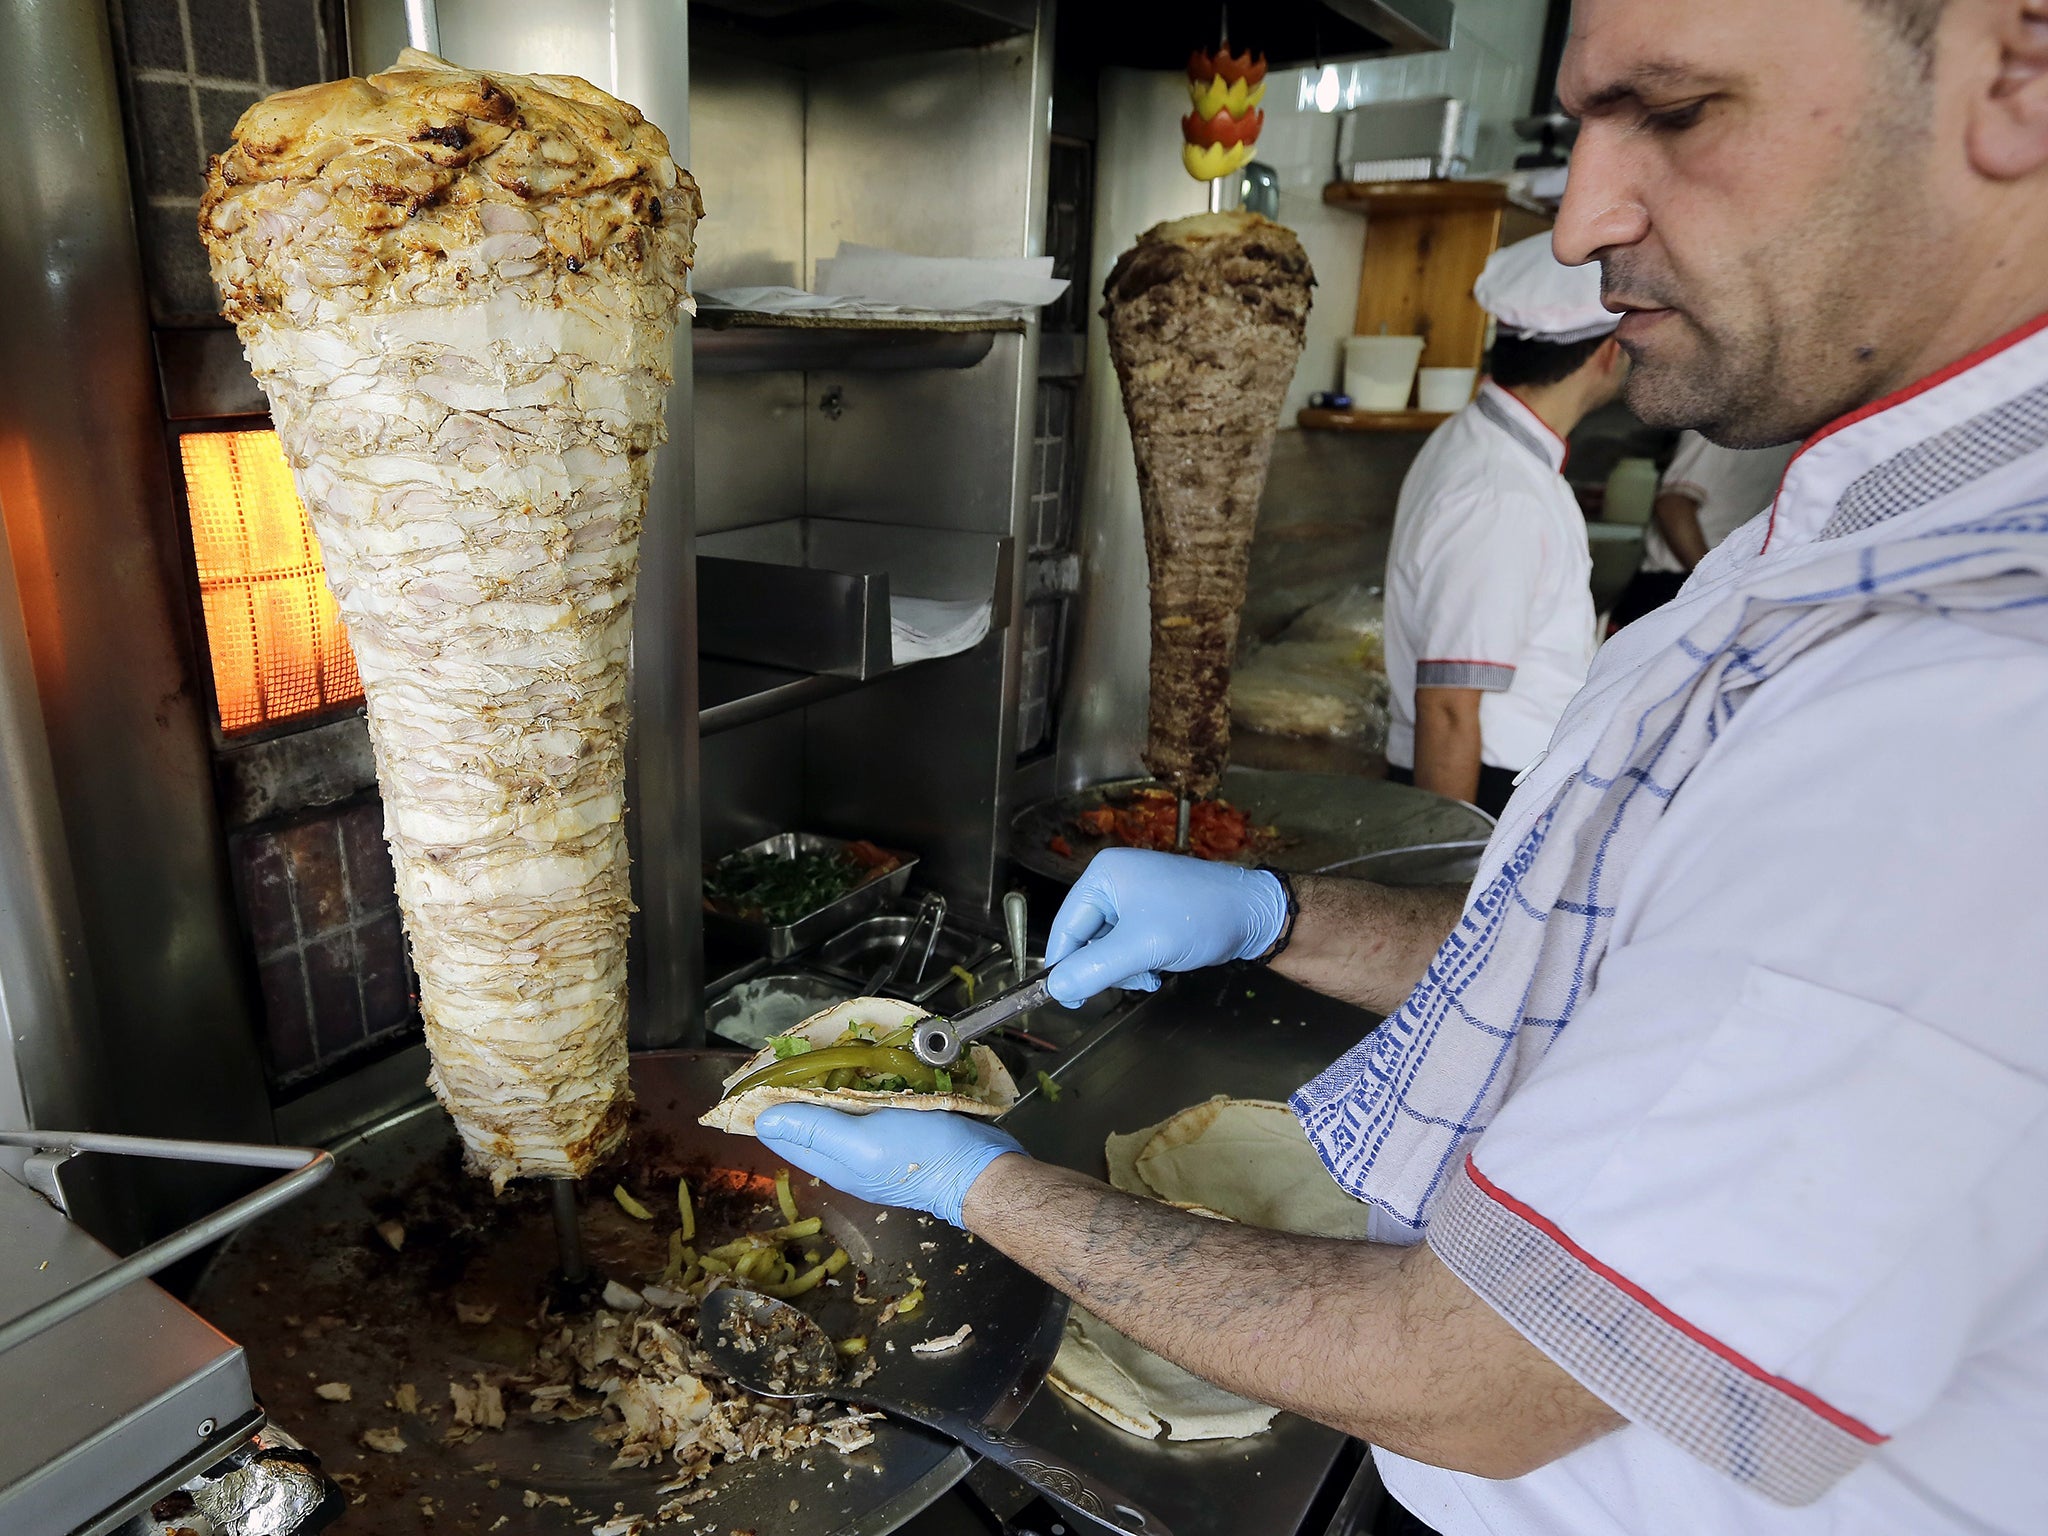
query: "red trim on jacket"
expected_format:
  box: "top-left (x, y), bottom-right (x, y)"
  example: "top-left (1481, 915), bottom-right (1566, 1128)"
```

top-left (1761, 311), bottom-right (2048, 552)
top-left (1461, 1155), bottom-right (1889, 1447)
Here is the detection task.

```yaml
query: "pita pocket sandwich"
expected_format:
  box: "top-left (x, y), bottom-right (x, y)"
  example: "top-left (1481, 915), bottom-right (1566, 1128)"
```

top-left (700, 997), bottom-right (1018, 1136)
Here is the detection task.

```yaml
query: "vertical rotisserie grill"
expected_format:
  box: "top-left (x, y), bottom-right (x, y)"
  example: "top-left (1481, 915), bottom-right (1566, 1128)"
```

top-left (199, 50), bottom-right (701, 1187)
top-left (1101, 212), bottom-right (1313, 800)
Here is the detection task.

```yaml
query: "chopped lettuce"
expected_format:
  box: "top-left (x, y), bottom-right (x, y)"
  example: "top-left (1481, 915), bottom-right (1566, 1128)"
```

top-left (768, 1033), bottom-right (814, 1060)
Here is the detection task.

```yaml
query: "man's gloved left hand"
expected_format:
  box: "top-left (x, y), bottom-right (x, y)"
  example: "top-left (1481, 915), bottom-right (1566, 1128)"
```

top-left (754, 1104), bottom-right (1026, 1228)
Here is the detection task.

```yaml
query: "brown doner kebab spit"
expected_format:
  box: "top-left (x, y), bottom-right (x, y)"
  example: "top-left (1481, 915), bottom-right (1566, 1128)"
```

top-left (199, 51), bottom-right (701, 1189)
top-left (1102, 212), bottom-right (1314, 800)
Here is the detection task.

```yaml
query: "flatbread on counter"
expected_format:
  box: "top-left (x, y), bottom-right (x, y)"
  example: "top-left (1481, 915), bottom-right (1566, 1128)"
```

top-left (1134, 1098), bottom-right (1374, 1240)
top-left (1048, 1308), bottom-right (1279, 1443)
top-left (1054, 1096), bottom-right (1371, 1442)
top-left (699, 997), bottom-right (1018, 1137)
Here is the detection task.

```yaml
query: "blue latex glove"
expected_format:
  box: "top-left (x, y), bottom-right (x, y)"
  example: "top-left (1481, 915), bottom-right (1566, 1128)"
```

top-left (754, 1104), bottom-right (1025, 1227)
top-left (1043, 848), bottom-right (1288, 1007)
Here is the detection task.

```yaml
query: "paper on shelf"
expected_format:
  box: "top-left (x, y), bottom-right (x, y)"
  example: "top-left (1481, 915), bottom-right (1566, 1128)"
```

top-left (891, 596), bottom-right (991, 666)
top-left (699, 244), bottom-right (1068, 323)
top-left (816, 245), bottom-right (1068, 311)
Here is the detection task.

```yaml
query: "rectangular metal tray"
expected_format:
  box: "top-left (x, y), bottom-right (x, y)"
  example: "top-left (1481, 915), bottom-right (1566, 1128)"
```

top-left (812, 910), bottom-right (996, 1003)
top-left (704, 966), bottom-right (857, 1050)
top-left (702, 832), bottom-right (918, 961)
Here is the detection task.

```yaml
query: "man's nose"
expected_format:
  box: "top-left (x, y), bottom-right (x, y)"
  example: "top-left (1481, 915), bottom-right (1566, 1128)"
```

top-left (1552, 128), bottom-right (1651, 266)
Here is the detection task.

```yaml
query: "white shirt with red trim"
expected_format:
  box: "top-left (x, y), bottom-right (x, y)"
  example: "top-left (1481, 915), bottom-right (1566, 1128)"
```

top-left (1376, 316), bottom-right (2048, 1534)
top-left (1639, 430), bottom-right (1798, 573)
top-left (1384, 381), bottom-right (1596, 773)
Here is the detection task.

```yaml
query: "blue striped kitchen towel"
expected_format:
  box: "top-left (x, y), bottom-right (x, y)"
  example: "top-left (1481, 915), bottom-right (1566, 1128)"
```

top-left (1291, 497), bottom-right (2048, 1233)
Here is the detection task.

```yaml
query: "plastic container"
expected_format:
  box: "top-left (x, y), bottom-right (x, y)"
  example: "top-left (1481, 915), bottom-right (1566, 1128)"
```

top-left (1604, 456), bottom-right (1661, 526)
top-left (1416, 366), bottom-right (1478, 412)
top-left (1343, 334), bottom-right (1427, 410)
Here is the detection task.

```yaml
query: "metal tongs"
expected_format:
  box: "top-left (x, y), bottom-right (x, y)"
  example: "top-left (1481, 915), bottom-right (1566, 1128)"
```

top-left (911, 966), bottom-right (1055, 1067)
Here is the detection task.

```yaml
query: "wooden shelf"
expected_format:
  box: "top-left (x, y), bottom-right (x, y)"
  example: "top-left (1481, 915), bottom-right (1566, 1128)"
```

top-left (1297, 407), bottom-right (1451, 433)
top-left (1322, 180), bottom-right (1510, 215)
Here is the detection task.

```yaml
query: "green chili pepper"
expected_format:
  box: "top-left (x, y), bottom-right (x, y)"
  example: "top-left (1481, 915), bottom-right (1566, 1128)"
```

top-left (723, 1044), bottom-right (940, 1099)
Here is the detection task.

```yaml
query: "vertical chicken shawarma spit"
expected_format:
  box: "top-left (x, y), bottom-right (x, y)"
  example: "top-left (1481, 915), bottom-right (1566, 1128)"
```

top-left (199, 51), bottom-right (701, 1188)
top-left (1102, 213), bottom-right (1313, 800)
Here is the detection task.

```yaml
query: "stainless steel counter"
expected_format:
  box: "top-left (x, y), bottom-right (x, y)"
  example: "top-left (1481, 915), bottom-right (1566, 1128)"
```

top-left (960, 968), bottom-right (1388, 1536)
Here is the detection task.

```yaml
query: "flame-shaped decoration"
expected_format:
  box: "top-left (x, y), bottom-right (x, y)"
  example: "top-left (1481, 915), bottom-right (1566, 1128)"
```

top-left (1182, 47), bottom-right (1268, 182)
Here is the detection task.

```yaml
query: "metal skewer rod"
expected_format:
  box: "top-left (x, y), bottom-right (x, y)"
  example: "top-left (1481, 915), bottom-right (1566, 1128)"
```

top-left (548, 1177), bottom-right (587, 1284)
top-left (1175, 793), bottom-right (1192, 852)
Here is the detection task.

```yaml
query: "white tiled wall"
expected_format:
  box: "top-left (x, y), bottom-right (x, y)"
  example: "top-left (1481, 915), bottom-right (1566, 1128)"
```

top-left (1254, 0), bottom-right (1553, 415)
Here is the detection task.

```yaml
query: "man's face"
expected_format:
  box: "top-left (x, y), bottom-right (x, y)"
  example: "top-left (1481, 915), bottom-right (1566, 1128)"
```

top-left (1556, 0), bottom-right (1957, 446)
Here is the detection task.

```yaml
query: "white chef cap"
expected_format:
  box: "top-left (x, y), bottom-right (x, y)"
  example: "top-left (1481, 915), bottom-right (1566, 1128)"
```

top-left (1472, 232), bottom-right (1619, 345)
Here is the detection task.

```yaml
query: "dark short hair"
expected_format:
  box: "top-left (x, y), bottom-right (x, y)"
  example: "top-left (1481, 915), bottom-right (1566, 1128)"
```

top-left (1487, 332), bottom-right (1609, 389)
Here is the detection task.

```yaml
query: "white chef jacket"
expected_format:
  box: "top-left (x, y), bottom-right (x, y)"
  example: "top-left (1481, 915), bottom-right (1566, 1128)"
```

top-left (1384, 382), bottom-right (1595, 773)
top-left (1639, 430), bottom-right (1798, 573)
top-left (1378, 313), bottom-right (2048, 1534)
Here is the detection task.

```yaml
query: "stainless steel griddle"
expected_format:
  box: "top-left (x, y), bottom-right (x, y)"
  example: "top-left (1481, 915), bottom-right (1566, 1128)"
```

top-left (189, 1052), bottom-right (1067, 1535)
top-left (1011, 768), bottom-right (1495, 885)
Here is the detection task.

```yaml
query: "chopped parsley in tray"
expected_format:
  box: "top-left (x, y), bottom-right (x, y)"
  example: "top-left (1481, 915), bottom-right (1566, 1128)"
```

top-left (702, 839), bottom-right (902, 926)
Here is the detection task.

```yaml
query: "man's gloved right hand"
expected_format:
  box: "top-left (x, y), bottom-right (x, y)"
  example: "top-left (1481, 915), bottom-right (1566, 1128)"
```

top-left (1043, 848), bottom-right (1289, 1007)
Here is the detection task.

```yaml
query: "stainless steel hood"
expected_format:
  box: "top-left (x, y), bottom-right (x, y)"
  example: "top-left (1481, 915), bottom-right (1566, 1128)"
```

top-left (1055, 0), bottom-right (1454, 70)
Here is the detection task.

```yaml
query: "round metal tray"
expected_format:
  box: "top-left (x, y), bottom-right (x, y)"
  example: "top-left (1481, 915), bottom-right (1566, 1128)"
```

top-left (189, 1052), bottom-right (1066, 1535)
top-left (1011, 766), bottom-right (1496, 885)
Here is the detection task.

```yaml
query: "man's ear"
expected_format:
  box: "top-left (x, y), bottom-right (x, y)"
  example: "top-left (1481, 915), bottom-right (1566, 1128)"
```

top-left (1968, 0), bottom-right (2048, 180)
top-left (1597, 335), bottom-right (1627, 378)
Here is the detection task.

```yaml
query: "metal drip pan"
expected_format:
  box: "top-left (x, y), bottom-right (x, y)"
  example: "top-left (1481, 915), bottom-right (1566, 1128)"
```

top-left (188, 1052), bottom-right (1065, 1535)
top-left (1011, 766), bottom-right (1496, 885)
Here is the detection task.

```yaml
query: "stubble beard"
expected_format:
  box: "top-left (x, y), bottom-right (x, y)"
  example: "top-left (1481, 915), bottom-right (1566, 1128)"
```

top-left (1611, 290), bottom-right (1798, 450)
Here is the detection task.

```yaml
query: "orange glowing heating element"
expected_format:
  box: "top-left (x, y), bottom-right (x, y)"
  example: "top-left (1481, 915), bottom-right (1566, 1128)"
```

top-left (179, 430), bottom-right (363, 734)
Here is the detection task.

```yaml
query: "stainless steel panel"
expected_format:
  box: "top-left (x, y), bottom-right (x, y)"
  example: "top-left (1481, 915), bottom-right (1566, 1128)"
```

top-left (704, 516), bottom-right (1014, 613)
top-left (0, 1173), bottom-right (255, 1536)
top-left (154, 328), bottom-right (267, 420)
top-left (0, 0), bottom-right (274, 1195)
top-left (696, 371), bottom-right (808, 536)
top-left (700, 706), bottom-right (805, 854)
top-left (698, 556), bottom-right (893, 678)
top-left (805, 645), bottom-right (1015, 908)
top-left (700, 658), bottom-right (862, 736)
top-left (0, 432), bottom-right (105, 1152)
top-left (805, 32), bottom-right (1047, 270)
top-left (808, 339), bottom-right (1036, 536)
top-left (687, 49), bottom-right (806, 291)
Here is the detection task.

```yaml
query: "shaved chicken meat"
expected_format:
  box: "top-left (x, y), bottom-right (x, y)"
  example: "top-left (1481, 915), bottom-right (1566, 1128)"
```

top-left (1102, 213), bottom-right (1313, 799)
top-left (199, 51), bottom-right (701, 1186)
top-left (521, 1296), bottom-right (877, 1483)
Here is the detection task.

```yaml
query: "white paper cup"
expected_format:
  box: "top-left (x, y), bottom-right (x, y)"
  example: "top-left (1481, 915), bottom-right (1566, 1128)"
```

top-left (1416, 366), bottom-right (1479, 412)
top-left (1343, 335), bottom-right (1426, 411)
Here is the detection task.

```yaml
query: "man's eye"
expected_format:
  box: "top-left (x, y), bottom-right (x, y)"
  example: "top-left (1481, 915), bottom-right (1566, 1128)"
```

top-left (1645, 101), bottom-right (1707, 133)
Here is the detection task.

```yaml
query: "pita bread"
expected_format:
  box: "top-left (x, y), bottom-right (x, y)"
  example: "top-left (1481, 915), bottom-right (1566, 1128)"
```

top-left (698, 997), bottom-right (1018, 1136)
top-left (1053, 1097), bottom-right (1370, 1442)
top-left (1048, 1308), bottom-right (1277, 1442)
top-left (1133, 1098), bottom-right (1373, 1239)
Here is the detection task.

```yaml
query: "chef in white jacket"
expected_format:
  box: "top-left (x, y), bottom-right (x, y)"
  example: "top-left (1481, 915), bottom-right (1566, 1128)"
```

top-left (1383, 235), bottom-right (1629, 814)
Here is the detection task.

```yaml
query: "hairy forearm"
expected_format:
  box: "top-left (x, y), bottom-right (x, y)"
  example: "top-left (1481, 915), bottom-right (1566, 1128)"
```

top-left (962, 1157), bottom-right (1618, 1474)
top-left (1270, 874), bottom-right (1466, 1013)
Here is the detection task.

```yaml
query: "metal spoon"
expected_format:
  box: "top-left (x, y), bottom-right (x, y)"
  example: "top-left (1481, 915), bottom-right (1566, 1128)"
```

top-left (698, 1288), bottom-right (1172, 1536)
